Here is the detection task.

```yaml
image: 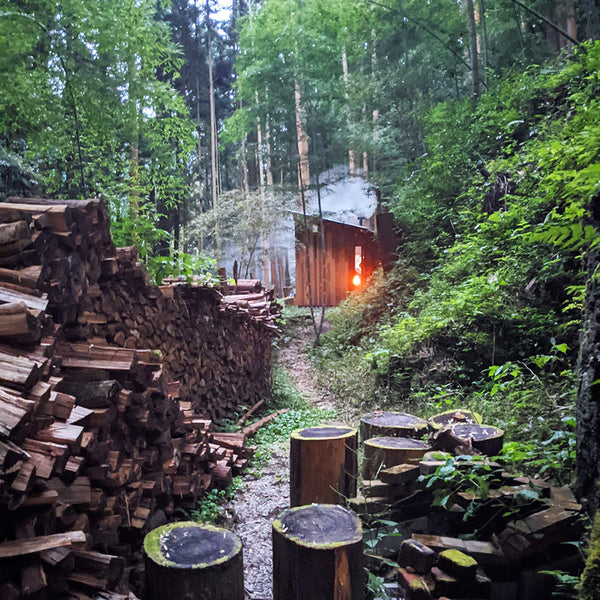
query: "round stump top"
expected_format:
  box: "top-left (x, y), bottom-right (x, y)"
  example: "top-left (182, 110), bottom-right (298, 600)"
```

top-left (361, 411), bottom-right (427, 429)
top-left (273, 504), bottom-right (362, 549)
top-left (429, 409), bottom-right (482, 429)
top-left (450, 423), bottom-right (503, 441)
top-left (365, 436), bottom-right (430, 450)
top-left (144, 521), bottom-right (242, 569)
top-left (291, 425), bottom-right (357, 441)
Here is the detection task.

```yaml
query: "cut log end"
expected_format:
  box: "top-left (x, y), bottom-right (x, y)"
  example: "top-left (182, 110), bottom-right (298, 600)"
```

top-left (273, 504), bottom-right (362, 549)
top-left (144, 521), bottom-right (242, 569)
top-left (363, 437), bottom-right (431, 479)
top-left (365, 437), bottom-right (429, 451)
top-left (291, 425), bottom-right (356, 440)
top-left (360, 411), bottom-right (428, 440)
top-left (429, 409), bottom-right (482, 429)
top-left (448, 423), bottom-right (504, 456)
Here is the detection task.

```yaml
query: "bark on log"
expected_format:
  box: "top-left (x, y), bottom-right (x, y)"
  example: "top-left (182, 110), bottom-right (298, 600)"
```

top-left (144, 521), bottom-right (244, 600)
top-left (272, 504), bottom-right (364, 600)
top-left (363, 437), bottom-right (431, 479)
top-left (290, 426), bottom-right (357, 506)
top-left (360, 411), bottom-right (428, 441)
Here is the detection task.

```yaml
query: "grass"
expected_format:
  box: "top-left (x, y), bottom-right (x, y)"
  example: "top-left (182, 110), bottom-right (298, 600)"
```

top-left (250, 365), bottom-right (335, 470)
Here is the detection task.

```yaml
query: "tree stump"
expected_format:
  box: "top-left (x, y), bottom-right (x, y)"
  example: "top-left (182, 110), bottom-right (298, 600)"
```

top-left (363, 437), bottom-right (430, 479)
top-left (428, 409), bottom-right (482, 429)
top-left (290, 425), bottom-right (358, 506)
top-left (272, 504), bottom-right (364, 600)
top-left (445, 423), bottom-right (504, 455)
top-left (144, 521), bottom-right (243, 600)
top-left (360, 411), bottom-right (428, 441)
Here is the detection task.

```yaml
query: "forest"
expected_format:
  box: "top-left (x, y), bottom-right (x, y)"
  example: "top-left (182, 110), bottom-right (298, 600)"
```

top-left (1, 0), bottom-right (600, 597)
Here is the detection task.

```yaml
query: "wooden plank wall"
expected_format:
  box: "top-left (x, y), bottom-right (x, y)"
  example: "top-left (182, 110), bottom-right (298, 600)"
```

top-left (294, 216), bottom-right (381, 306)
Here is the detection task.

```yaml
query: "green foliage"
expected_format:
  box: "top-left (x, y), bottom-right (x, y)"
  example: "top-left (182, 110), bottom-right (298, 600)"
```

top-left (251, 407), bottom-right (335, 470)
top-left (267, 366), bottom-right (311, 412)
top-left (365, 570), bottom-right (390, 600)
top-left (0, 0), bottom-right (195, 261)
top-left (147, 252), bottom-right (218, 287)
top-left (191, 477), bottom-right (242, 524)
top-left (424, 457), bottom-right (541, 531)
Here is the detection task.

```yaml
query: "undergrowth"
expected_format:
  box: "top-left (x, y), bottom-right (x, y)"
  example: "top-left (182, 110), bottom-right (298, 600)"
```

top-left (251, 365), bottom-right (335, 470)
top-left (191, 477), bottom-right (242, 524)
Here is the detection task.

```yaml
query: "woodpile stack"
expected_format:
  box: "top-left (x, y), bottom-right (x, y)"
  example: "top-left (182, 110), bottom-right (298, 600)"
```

top-left (0, 197), bottom-right (274, 598)
top-left (75, 251), bottom-right (280, 421)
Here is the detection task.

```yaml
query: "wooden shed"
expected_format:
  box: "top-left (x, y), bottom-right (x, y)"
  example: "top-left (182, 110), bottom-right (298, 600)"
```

top-left (294, 215), bottom-right (382, 306)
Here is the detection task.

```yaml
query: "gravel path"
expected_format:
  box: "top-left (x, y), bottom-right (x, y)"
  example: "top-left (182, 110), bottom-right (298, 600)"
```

top-left (229, 315), bottom-right (333, 599)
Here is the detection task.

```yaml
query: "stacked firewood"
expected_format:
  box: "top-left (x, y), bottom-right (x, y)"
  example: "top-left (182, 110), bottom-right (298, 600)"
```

top-left (0, 197), bottom-right (267, 598)
top-left (74, 252), bottom-right (280, 421)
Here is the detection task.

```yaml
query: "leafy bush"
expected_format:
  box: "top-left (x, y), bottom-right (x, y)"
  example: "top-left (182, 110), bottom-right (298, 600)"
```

top-left (191, 477), bottom-right (242, 524)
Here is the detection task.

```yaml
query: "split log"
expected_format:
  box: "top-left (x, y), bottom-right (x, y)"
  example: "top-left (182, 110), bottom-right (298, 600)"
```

top-left (0, 302), bottom-right (41, 344)
top-left (0, 386), bottom-right (35, 437)
top-left (0, 220), bottom-right (30, 245)
top-left (56, 380), bottom-right (121, 409)
top-left (272, 504), bottom-right (364, 600)
top-left (363, 437), bottom-right (431, 479)
top-left (411, 534), bottom-right (506, 567)
top-left (0, 351), bottom-right (41, 391)
top-left (144, 521), bottom-right (243, 600)
top-left (290, 425), bottom-right (357, 506)
top-left (360, 411), bottom-right (429, 441)
top-left (0, 285), bottom-right (48, 312)
top-left (0, 531), bottom-right (86, 559)
top-left (67, 550), bottom-right (125, 591)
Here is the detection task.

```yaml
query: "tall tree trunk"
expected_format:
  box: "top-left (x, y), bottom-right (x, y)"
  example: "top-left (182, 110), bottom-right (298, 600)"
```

top-left (294, 81), bottom-right (310, 202)
top-left (563, 0), bottom-right (578, 49)
top-left (128, 54), bottom-right (140, 225)
top-left (240, 135), bottom-right (249, 192)
top-left (255, 92), bottom-right (270, 287)
top-left (576, 202), bottom-right (600, 516)
top-left (206, 0), bottom-right (221, 263)
top-left (466, 0), bottom-right (480, 99)
top-left (580, 0), bottom-right (600, 40)
top-left (341, 47), bottom-right (356, 176)
top-left (265, 112), bottom-right (274, 186)
top-left (478, 0), bottom-right (488, 86)
top-left (298, 162), bottom-right (318, 339)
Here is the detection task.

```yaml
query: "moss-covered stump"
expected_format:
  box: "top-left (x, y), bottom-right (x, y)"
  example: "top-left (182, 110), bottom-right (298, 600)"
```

top-left (143, 521), bottom-right (243, 600)
top-left (290, 426), bottom-right (358, 506)
top-left (446, 423), bottom-right (504, 456)
top-left (363, 437), bottom-right (430, 479)
top-left (428, 409), bottom-right (482, 430)
top-left (360, 411), bottom-right (428, 441)
top-left (272, 504), bottom-right (364, 600)
top-left (579, 510), bottom-right (600, 600)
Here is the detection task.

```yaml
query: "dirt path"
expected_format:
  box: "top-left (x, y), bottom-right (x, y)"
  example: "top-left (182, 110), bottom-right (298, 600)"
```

top-left (229, 315), bottom-right (334, 599)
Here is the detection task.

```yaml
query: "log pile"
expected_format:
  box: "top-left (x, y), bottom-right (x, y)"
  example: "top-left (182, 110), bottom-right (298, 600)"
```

top-left (75, 250), bottom-right (280, 421)
top-left (0, 197), bottom-right (274, 598)
top-left (355, 410), bottom-right (585, 599)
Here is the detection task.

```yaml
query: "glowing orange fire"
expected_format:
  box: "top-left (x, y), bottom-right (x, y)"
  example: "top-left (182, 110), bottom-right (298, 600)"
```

top-left (352, 274), bottom-right (361, 286)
